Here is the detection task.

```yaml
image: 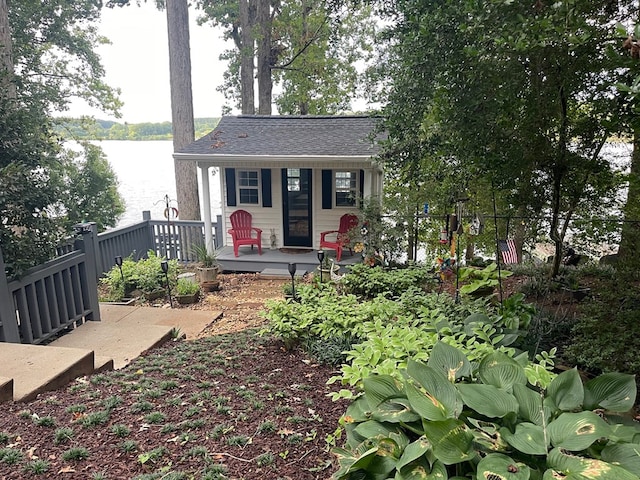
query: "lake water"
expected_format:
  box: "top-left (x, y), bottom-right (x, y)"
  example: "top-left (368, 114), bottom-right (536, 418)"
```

top-left (96, 141), bottom-right (222, 228)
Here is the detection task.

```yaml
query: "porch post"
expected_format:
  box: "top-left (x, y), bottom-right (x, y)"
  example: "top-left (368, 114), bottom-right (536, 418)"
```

top-left (0, 247), bottom-right (21, 343)
top-left (199, 164), bottom-right (214, 252)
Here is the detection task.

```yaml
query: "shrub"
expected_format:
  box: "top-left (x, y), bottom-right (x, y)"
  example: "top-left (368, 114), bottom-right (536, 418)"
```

top-left (341, 264), bottom-right (432, 299)
top-left (564, 281), bottom-right (640, 374)
top-left (333, 342), bottom-right (640, 480)
top-left (176, 278), bottom-right (200, 296)
top-left (101, 251), bottom-right (177, 299)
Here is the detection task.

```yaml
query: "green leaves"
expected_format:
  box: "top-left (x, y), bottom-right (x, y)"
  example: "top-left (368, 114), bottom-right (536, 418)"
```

top-left (583, 373), bottom-right (637, 412)
top-left (478, 351), bottom-right (527, 390)
top-left (427, 341), bottom-right (472, 381)
top-left (544, 447), bottom-right (640, 480)
top-left (548, 412), bottom-right (611, 451)
top-left (422, 419), bottom-right (476, 465)
top-left (547, 368), bottom-right (584, 411)
top-left (335, 338), bottom-right (640, 480)
top-left (458, 384), bottom-right (518, 418)
top-left (477, 453), bottom-right (531, 480)
top-left (405, 360), bottom-right (461, 421)
top-left (501, 422), bottom-right (548, 455)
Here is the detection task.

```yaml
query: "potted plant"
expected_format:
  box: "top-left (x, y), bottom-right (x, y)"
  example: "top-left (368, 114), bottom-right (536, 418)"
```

top-left (192, 244), bottom-right (220, 289)
top-left (175, 278), bottom-right (200, 304)
top-left (561, 274), bottom-right (591, 301)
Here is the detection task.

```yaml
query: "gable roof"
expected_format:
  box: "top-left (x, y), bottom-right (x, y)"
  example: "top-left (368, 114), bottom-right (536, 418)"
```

top-left (175, 115), bottom-right (384, 157)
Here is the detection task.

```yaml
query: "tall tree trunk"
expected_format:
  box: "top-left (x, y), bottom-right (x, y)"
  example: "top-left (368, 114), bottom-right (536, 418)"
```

top-left (239, 0), bottom-right (255, 114)
top-left (256, 0), bottom-right (271, 115)
top-left (0, 0), bottom-right (15, 100)
top-left (618, 128), bottom-right (640, 278)
top-left (166, 0), bottom-right (200, 220)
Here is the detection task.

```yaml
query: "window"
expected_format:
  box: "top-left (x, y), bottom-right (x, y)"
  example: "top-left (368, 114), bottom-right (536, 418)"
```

top-left (287, 169), bottom-right (301, 192)
top-left (237, 170), bottom-right (259, 204)
top-left (335, 171), bottom-right (357, 207)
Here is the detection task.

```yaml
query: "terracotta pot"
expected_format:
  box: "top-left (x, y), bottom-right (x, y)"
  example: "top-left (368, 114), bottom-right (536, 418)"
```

top-left (201, 280), bottom-right (221, 292)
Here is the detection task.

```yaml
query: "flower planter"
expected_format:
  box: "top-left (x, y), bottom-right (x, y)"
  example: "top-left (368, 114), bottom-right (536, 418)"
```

top-left (197, 266), bottom-right (220, 284)
top-left (563, 287), bottom-right (591, 302)
top-left (316, 265), bottom-right (339, 282)
top-left (201, 280), bottom-right (221, 292)
top-left (143, 288), bottom-right (166, 301)
top-left (175, 291), bottom-right (200, 305)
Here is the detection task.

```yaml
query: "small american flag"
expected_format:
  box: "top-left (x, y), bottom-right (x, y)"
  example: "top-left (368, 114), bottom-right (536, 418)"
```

top-left (498, 239), bottom-right (518, 264)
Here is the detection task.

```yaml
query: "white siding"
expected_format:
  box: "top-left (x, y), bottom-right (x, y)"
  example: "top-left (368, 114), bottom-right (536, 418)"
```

top-left (222, 166), bottom-right (379, 250)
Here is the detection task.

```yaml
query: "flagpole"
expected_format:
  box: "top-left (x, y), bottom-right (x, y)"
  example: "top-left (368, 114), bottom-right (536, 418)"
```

top-left (491, 180), bottom-right (504, 305)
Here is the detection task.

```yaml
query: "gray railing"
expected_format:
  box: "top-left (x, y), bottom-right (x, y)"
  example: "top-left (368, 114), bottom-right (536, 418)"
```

top-left (0, 212), bottom-right (223, 344)
top-left (0, 226), bottom-right (100, 344)
top-left (95, 211), bottom-right (223, 276)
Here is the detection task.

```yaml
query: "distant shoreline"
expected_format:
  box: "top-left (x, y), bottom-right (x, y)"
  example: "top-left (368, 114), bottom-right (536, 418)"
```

top-left (55, 117), bottom-right (220, 142)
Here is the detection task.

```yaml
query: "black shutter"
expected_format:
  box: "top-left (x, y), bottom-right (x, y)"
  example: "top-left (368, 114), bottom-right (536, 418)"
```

top-left (225, 168), bottom-right (236, 206)
top-left (261, 169), bottom-right (272, 207)
top-left (322, 169), bottom-right (332, 209)
top-left (359, 169), bottom-right (365, 202)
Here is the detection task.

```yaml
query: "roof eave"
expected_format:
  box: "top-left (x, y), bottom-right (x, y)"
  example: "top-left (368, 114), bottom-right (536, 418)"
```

top-left (173, 153), bottom-right (379, 169)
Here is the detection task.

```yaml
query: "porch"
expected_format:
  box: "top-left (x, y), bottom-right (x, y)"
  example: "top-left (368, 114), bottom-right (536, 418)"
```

top-left (217, 245), bottom-right (362, 276)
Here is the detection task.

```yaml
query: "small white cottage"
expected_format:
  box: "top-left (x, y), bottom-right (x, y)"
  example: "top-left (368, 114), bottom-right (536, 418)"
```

top-left (174, 115), bottom-right (384, 255)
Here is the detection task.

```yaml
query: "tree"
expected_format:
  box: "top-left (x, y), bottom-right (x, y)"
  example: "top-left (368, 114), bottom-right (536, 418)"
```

top-left (107, 0), bottom-right (201, 220)
top-left (1, 0), bottom-right (124, 275)
top-left (55, 144), bottom-right (126, 232)
top-left (616, 25), bottom-right (640, 278)
top-left (376, 0), bottom-right (627, 275)
top-left (166, 0), bottom-right (201, 220)
top-left (0, 0), bottom-right (15, 99)
top-left (198, 0), bottom-right (375, 114)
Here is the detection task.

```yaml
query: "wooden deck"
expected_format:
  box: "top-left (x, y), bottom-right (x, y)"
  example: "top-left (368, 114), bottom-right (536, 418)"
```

top-left (216, 246), bottom-right (361, 276)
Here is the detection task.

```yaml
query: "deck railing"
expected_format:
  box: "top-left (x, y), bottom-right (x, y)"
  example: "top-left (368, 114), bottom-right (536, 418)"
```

top-left (0, 227), bottom-right (100, 344)
top-left (0, 212), bottom-right (223, 344)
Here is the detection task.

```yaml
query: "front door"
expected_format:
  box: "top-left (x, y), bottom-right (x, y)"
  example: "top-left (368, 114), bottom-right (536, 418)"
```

top-left (282, 168), bottom-right (312, 247)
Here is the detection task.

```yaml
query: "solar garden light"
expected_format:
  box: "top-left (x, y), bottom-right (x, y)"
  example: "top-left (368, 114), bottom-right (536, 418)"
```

top-left (114, 256), bottom-right (125, 294)
top-left (288, 262), bottom-right (297, 301)
top-left (317, 249), bottom-right (325, 283)
top-left (161, 260), bottom-right (173, 308)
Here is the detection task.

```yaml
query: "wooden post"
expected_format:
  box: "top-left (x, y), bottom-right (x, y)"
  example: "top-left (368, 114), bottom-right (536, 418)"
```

top-left (74, 223), bottom-right (101, 321)
top-left (215, 214), bottom-right (223, 248)
top-left (0, 247), bottom-right (21, 342)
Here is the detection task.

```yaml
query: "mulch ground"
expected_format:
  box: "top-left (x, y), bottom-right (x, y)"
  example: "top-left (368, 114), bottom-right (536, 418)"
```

top-left (0, 274), bottom-right (347, 479)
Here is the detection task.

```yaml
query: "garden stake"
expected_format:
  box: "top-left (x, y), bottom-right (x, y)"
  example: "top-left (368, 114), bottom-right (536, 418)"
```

top-left (161, 260), bottom-right (173, 308)
top-left (288, 262), bottom-right (297, 301)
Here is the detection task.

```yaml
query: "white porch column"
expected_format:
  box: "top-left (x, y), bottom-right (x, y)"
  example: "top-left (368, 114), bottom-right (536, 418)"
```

top-left (199, 164), bottom-right (214, 252)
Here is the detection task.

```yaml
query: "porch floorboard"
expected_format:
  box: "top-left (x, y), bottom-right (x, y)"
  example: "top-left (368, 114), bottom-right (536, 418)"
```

top-left (217, 246), bottom-right (361, 274)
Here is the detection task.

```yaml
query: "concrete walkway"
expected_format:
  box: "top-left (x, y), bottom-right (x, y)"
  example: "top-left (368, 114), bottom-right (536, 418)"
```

top-left (0, 304), bottom-right (222, 403)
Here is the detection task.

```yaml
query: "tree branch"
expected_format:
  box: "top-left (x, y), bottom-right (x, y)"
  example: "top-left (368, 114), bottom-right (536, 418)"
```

top-left (271, 14), bottom-right (329, 70)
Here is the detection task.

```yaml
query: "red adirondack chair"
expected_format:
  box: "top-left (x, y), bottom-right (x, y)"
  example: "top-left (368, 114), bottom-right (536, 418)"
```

top-left (228, 210), bottom-right (262, 257)
top-left (319, 214), bottom-right (359, 261)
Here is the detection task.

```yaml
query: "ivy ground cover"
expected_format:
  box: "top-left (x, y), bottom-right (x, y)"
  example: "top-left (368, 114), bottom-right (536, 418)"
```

top-left (0, 331), bottom-right (346, 479)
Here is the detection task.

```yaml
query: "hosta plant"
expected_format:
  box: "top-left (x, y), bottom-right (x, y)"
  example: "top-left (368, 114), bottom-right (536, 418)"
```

top-left (458, 262), bottom-right (512, 296)
top-left (333, 341), bottom-right (640, 480)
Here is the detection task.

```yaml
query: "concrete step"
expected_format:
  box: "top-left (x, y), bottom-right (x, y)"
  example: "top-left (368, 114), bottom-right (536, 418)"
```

top-left (0, 343), bottom-right (95, 402)
top-left (51, 319), bottom-right (173, 370)
top-left (0, 305), bottom-right (221, 404)
top-left (259, 267), bottom-right (307, 279)
top-left (0, 376), bottom-right (13, 403)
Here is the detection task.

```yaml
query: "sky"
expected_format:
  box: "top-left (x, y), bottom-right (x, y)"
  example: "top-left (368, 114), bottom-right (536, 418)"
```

top-left (66, 3), bottom-right (232, 123)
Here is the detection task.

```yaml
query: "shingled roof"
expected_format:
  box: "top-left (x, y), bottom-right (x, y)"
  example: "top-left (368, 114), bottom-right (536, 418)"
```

top-left (175, 115), bottom-right (384, 157)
